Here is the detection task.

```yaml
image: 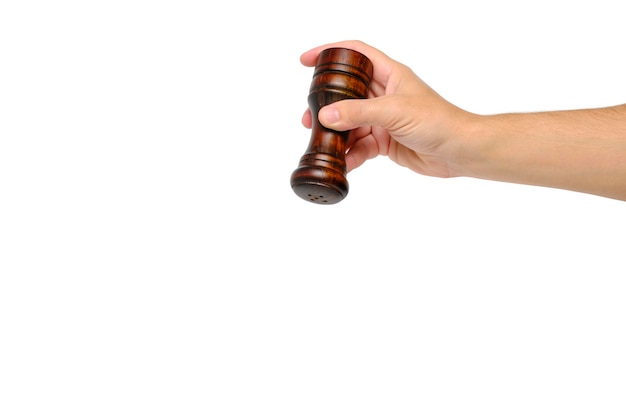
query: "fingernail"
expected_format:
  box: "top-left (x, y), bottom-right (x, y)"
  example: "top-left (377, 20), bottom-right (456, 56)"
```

top-left (320, 107), bottom-right (339, 124)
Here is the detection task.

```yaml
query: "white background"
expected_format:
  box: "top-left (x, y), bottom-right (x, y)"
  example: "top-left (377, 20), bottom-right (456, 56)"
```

top-left (1, 1), bottom-right (625, 416)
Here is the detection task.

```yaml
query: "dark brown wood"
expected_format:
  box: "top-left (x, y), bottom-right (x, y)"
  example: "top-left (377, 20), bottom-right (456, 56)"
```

top-left (290, 48), bottom-right (373, 204)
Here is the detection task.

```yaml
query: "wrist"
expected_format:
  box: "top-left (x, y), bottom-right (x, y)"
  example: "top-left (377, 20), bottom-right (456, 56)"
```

top-left (445, 112), bottom-right (493, 180)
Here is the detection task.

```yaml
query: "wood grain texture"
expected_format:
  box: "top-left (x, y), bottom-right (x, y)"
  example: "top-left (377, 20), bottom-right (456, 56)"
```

top-left (291, 48), bottom-right (373, 204)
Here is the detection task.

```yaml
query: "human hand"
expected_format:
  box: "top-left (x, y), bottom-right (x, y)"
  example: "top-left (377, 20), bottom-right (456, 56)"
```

top-left (300, 40), bottom-right (475, 178)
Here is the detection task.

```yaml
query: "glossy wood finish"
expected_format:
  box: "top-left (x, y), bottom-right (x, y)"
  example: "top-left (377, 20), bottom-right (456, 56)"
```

top-left (290, 48), bottom-right (373, 204)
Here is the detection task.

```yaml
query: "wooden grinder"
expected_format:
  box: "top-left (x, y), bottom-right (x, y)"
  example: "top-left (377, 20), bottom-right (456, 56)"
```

top-left (290, 48), bottom-right (373, 204)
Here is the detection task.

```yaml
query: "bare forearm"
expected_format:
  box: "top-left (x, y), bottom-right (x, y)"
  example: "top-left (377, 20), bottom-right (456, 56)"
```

top-left (458, 104), bottom-right (626, 200)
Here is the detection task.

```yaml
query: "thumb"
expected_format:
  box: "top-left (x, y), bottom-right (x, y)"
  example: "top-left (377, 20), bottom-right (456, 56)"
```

top-left (318, 96), bottom-right (395, 131)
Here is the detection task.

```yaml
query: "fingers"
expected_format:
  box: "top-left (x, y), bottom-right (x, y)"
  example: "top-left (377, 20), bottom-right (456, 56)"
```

top-left (300, 40), bottom-right (374, 66)
top-left (301, 108), bottom-right (312, 129)
top-left (345, 132), bottom-right (382, 172)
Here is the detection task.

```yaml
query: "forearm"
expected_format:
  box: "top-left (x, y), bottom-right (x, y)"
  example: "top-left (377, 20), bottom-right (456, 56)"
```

top-left (458, 104), bottom-right (626, 200)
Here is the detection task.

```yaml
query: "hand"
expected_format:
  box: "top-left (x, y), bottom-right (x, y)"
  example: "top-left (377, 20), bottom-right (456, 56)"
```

top-left (300, 40), bottom-right (474, 177)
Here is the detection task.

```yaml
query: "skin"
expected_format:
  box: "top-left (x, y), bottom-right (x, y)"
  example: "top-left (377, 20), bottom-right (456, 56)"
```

top-left (300, 40), bottom-right (626, 201)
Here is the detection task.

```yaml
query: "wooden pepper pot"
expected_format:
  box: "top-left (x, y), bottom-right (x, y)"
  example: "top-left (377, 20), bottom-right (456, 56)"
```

top-left (290, 48), bottom-right (373, 204)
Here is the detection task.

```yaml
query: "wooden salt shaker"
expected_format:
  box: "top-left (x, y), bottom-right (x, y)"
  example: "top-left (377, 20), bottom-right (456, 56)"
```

top-left (290, 48), bottom-right (373, 204)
